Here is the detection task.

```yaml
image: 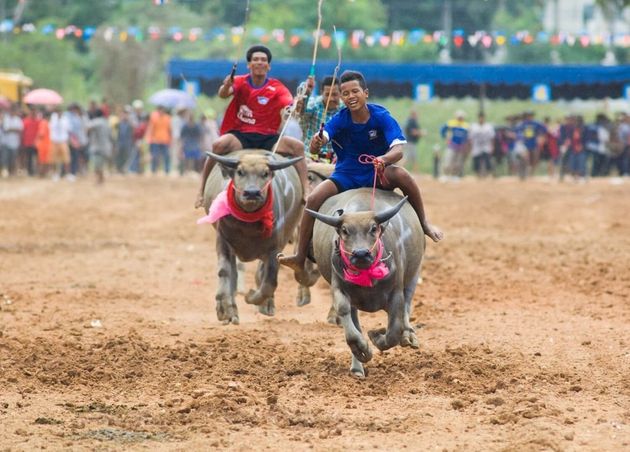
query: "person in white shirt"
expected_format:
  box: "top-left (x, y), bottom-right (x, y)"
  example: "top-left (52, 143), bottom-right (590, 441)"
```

top-left (1, 105), bottom-right (24, 177)
top-left (49, 106), bottom-right (71, 180)
top-left (469, 112), bottom-right (495, 178)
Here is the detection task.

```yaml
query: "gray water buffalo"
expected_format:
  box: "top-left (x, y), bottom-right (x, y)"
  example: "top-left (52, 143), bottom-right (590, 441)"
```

top-left (307, 188), bottom-right (424, 378)
top-left (202, 150), bottom-right (304, 324)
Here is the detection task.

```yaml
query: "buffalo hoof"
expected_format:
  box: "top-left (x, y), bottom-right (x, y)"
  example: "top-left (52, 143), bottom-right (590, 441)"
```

top-left (348, 339), bottom-right (372, 364)
top-left (367, 328), bottom-right (393, 351)
top-left (350, 356), bottom-right (366, 379)
top-left (401, 330), bottom-right (419, 349)
top-left (216, 299), bottom-right (238, 325)
top-left (257, 298), bottom-right (275, 317)
top-left (244, 289), bottom-right (265, 306)
top-left (296, 286), bottom-right (311, 307)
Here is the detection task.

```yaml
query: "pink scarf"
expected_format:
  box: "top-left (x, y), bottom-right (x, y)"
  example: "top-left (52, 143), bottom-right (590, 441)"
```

top-left (197, 180), bottom-right (274, 238)
top-left (339, 238), bottom-right (389, 287)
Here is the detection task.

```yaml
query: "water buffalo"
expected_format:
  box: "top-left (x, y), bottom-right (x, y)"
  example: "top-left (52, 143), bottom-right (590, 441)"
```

top-left (307, 188), bottom-right (424, 378)
top-left (201, 150), bottom-right (304, 324)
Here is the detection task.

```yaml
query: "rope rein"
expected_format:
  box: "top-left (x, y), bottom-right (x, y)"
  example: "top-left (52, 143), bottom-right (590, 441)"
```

top-left (358, 154), bottom-right (388, 211)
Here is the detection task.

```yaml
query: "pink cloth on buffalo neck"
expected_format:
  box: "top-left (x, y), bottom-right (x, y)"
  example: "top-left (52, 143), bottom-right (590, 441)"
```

top-left (197, 190), bottom-right (230, 225)
top-left (339, 238), bottom-right (389, 287)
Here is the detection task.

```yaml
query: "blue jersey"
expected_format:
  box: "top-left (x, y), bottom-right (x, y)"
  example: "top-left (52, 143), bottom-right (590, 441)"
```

top-left (324, 104), bottom-right (406, 177)
top-left (440, 119), bottom-right (469, 149)
top-left (516, 119), bottom-right (546, 150)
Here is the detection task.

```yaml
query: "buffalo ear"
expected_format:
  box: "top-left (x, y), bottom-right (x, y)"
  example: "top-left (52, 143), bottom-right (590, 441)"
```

top-left (374, 196), bottom-right (408, 224)
top-left (333, 208), bottom-right (344, 217)
top-left (219, 165), bottom-right (234, 179)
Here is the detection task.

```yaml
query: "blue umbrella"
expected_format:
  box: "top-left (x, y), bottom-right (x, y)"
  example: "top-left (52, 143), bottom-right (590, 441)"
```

top-left (149, 89), bottom-right (196, 109)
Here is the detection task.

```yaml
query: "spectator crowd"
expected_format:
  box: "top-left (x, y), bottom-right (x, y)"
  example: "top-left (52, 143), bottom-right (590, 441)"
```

top-left (432, 109), bottom-right (630, 182)
top-left (2, 95), bottom-right (630, 185)
top-left (0, 99), bottom-right (219, 184)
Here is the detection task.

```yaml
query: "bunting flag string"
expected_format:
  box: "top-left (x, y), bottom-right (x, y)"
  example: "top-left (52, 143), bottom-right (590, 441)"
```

top-left (1, 20), bottom-right (629, 49)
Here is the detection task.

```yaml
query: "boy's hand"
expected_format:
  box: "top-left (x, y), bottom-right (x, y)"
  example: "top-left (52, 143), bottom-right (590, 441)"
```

top-left (309, 133), bottom-right (327, 153)
top-left (373, 157), bottom-right (386, 172)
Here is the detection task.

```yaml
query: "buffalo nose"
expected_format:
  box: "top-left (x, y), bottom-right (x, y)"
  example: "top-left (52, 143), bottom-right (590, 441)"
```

top-left (243, 188), bottom-right (262, 199)
top-left (352, 248), bottom-right (371, 260)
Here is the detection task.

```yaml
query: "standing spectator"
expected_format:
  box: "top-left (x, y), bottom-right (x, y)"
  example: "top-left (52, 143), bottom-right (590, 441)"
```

top-left (171, 106), bottom-right (187, 175)
top-left (116, 107), bottom-right (134, 173)
top-left (1, 104), bottom-right (24, 177)
top-left (404, 110), bottom-right (424, 172)
top-left (144, 106), bottom-right (172, 175)
top-left (559, 115), bottom-right (586, 182)
top-left (586, 114), bottom-right (611, 178)
top-left (87, 109), bottom-right (112, 185)
top-left (67, 103), bottom-right (89, 178)
top-left (35, 111), bottom-right (52, 178)
top-left (515, 111), bottom-right (546, 175)
top-left (87, 100), bottom-right (99, 119)
top-left (21, 107), bottom-right (41, 177)
top-left (180, 112), bottom-right (202, 174)
top-left (440, 109), bottom-right (469, 180)
top-left (49, 106), bottom-right (70, 180)
top-left (538, 117), bottom-right (560, 179)
top-left (613, 112), bottom-right (630, 177)
top-left (298, 76), bottom-right (342, 163)
top-left (469, 112), bottom-right (495, 178)
top-left (200, 109), bottom-right (219, 159)
top-left (130, 103), bottom-right (148, 174)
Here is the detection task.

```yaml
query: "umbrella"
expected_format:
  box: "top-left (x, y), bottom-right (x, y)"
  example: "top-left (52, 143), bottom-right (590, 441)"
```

top-left (23, 88), bottom-right (63, 106)
top-left (149, 89), bottom-right (196, 109)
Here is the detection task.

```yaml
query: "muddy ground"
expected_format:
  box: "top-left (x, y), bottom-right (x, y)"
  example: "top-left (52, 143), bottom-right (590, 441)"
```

top-left (0, 174), bottom-right (628, 451)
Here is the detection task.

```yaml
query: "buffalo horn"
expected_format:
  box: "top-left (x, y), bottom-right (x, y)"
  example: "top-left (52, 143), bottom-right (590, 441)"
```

top-left (205, 151), bottom-right (240, 169)
top-left (305, 208), bottom-right (344, 228)
top-left (374, 196), bottom-right (408, 224)
top-left (267, 156), bottom-right (304, 171)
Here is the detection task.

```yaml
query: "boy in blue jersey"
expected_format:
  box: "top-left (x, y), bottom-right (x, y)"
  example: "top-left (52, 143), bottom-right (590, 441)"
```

top-left (278, 70), bottom-right (442, 282)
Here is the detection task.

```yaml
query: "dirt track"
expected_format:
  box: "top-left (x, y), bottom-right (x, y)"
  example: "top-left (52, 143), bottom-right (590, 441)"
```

top-left (1, 174), bottom-right (629, 451)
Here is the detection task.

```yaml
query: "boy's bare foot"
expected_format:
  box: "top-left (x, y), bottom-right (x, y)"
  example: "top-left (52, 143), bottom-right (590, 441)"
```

top-left (277, 253), bottom-right (310, 285)
top-left (423, 223), bottom-right (444, 243)
top-left (194, 193), bottom-right (204, 209)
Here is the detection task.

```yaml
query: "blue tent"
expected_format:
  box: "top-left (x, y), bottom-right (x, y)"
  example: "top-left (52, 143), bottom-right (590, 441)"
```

top-left (168, 59), bottom-right (630, 99)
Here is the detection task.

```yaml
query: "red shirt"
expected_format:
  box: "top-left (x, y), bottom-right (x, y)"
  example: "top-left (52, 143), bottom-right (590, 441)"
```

top-left (220, 75), bottom-right (293, 136)
top-left (22, 116), bottom-right (40, 147)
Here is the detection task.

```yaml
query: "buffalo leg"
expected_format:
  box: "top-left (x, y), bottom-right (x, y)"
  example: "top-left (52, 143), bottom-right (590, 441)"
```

top-left (368, 293), bottom-right (404, 351)
top-left (245, 257), bottom-right (277, 316)
top-left (349, 308), bottom-right (366, 378)
top-left (215, 237), bottom-right (239, 325)
top-left (236, 258), bottom-right (246, 295)
top-left (334, 282), bottom-right (372, 365)
top-left (401, 276), bottom-right (419, 348)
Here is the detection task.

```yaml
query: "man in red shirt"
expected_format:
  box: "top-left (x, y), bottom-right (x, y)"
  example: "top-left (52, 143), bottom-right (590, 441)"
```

top-left (21, 108), bottom-right (41, 176)
top-left (194, 45), bottom-right (307, 208)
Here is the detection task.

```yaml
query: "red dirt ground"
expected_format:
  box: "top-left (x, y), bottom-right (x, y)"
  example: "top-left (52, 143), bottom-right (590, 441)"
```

top-left (1, 175), bottom-right (628, 451)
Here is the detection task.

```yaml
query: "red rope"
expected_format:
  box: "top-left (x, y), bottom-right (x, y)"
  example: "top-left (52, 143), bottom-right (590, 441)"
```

top-left (358, 154), bottom-right (388, 210)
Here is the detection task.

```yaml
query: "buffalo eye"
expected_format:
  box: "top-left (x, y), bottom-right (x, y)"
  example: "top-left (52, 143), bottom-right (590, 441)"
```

top-left (370, 224), bottom-right (379, 234)
top-left (340, 225), bottom-right (349, 236)
top-left (261, 171), bottom-right (270, 178)
top-left (236, 168), bottom-right (245, 177)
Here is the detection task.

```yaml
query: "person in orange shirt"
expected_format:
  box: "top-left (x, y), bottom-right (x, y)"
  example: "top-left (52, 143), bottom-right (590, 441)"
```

top-left (144, 105), bottom-right (172, 174)
top-left (35, 111), bottom-right (52, 178)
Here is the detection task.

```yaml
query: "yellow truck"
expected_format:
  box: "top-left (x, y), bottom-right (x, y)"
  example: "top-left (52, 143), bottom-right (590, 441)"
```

top-left (0, 69), bottom-right (33, 103)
